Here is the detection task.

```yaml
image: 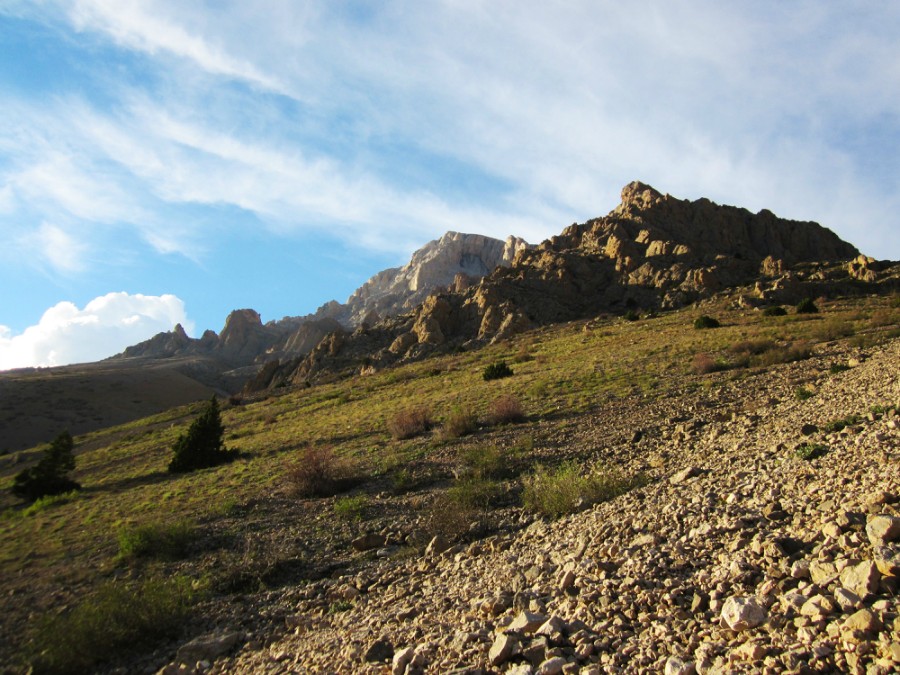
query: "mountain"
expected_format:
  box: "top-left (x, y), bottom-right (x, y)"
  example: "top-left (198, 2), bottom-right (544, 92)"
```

top-left (115, 231), bottom-right (530, 369)
top-left (252, 181), bottom-right (896, 389)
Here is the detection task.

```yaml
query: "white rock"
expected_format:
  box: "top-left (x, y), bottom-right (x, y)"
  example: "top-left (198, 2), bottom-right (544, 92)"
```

top-left (720, 596), bottom-right (766, 631)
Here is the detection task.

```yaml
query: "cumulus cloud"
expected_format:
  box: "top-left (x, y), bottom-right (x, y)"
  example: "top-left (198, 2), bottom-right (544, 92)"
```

top-left (0, 293), bottom-right (192, 370)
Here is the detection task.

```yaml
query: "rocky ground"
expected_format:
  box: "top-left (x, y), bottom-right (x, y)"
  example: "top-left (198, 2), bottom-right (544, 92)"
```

top-left (143, 336), bottom-right (899, 674)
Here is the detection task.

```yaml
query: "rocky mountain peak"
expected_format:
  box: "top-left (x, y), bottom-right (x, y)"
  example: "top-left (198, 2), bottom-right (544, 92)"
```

top-left (336, 231), bottom-right (530, 326)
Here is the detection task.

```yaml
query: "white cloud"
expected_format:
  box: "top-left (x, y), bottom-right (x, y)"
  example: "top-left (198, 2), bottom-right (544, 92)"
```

top-left (0, 292), bottom-right (192, 370)
top-left (66, 0), bottom-right (287, 92)
top-left (28, 222), bottom-right (89, 274)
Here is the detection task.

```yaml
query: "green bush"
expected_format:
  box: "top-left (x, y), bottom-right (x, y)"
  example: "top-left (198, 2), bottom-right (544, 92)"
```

top-left (693, 315), bottom-right (720, 329)
top-left (623, 310), bottom-right (641, 322)
top-left (447, 476), bottom-right (502, 509)
top-left (441, 405), bottom-right (478, 439)
top-left (27, 577), bottom-right (196, 675)
top-left (522, 461), bottom-right (647, 518)
top-left (795, 443), bottom-right (828, 461)
top-left (482, 361), bottom-right (513, 381)
top-left (13, 431), bottom-right (81, 502)
top-left (117, 521), bottom-right (195, 562)
top-left (822, 415), bottom-right (861, 433)
top-left (168, 397), bottom-right (237, 473)
top-left (796, 298), bottom-right (819, 314)
top-left (459, 444), bottom-right (511, 480)
top-left (334, 495), bottom-right (369, 521)
top-left (763, 306), bottom-right (787, 316)
top-left (795, 387), bottom-right (815, 401)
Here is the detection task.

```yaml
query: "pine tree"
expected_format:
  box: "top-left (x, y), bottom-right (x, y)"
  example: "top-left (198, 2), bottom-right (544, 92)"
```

top-left (168, 396), bottom-right (236, 473)
top-left (13, 431), bottom-right (81, 502)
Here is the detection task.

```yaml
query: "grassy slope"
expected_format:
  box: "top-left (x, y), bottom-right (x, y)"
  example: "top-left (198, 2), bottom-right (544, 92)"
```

top-left (0, 294), bottom-right (898, 670)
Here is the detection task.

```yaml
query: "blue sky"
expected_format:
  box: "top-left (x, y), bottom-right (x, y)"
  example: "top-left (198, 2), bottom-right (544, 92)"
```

top-left (1, 1), bottom-right (898, 369)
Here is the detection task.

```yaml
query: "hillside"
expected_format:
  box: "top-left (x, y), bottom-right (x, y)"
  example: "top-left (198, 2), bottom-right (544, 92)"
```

top-left (1, 291), bottom-right (898, 673)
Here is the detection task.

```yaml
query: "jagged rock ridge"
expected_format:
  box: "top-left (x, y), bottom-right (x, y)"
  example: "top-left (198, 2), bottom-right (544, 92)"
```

top-left (114, 231), bottom-right (529, 376)
top-left (263, 181), bottom-right (897, 389)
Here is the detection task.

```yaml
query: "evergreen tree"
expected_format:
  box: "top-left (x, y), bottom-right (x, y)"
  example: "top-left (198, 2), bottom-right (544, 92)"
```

top-left (13, 431), bottom-right (81, 502)
top-left (168, 396), bottom-right (236, 473)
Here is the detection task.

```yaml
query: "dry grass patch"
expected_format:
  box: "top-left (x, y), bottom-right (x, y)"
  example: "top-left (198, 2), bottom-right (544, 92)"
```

top-left (286, 445), bottom-right (361, 497)
top-left (441, 405), bottom-right (478, 439)
top-left (487, 394), bottom-right (526, 425)
top-left (387, 406), bottom-right (432, 440)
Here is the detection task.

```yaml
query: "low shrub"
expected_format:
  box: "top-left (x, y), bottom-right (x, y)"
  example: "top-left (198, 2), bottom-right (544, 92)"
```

top-left (427, 493), bottom-right (476, 541)
top-left (447, 476), bottom-right (502, 509)
top-left (333, 495), bottom-right (369, 521)
top-left (756, 340), bottom-right (813, 367)
top-left (795, 387), bottom-right (815, 401)
top-left (441, 405), bottom-right (478, 439)
top-left (27, 577), bottom-right (195, 675)
top-left (458, 444), bottom-right (511, 481)
top-left (694, 315), bottom-right (720, 329)
top-left (522, 461), bottom-right (647, 518)
top-left (482, 361), bottom-right (513, 381)
top-left (387, 406), bottom-right (432, 440)
top-left (692, 353), bottom-right (728, 375)
top-left (763, 306), bottom-right (787, 317)
top-left (829, 363), bottom-right (851, 374)
top-left (287, 445), bottom-right (360, 497)
top-left (822, 414), bottom-right (861, 433)
top-left (814, 319), bottom-right (854, 342)
top-left (117, 521), bottom-right (195, 562)
top-left (796, 298), bottom-right (819, 314)
top-left (487, 394), bottom-right (525, 425)
top-left (623, 310), bottom-right (641, 322)
top-left (870, 308), bottom-right (899, 327)
top-left (795, 443), bottom-right (828, 460)
top-left (729, 339), bottom-right (776, 356)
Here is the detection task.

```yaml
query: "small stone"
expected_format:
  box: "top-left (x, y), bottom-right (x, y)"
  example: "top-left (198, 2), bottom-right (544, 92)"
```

top-left (799, 594), bottom-right (834, 618)
top-left (536, 616), bottom-right (567, 636)
top-left (425, 535), bottom-right (451, 557)
top-left (558, 569), bottom-right (576, 592)
top-left (790, 560), bottom-right (810, 579)
top-left (842, 609), bottom-right (882, 635)
top-left (665, 656), bottom-right (697, 675)
top-left (889, 642), bottom-right (900, 661)
top-left (537, 656), bottom-right (567, 675)
top-left (833, 587), bottom-right (862, 612)
top-left (821, 521), bottom-right (842, 539)
top-left (364, 639), bottom-right (394, 663)
top-left (731, 641), bottom-right (767, 661)
top-left (176, 631), bottom-right (244, 665)
top-left (839, 560), bottom-right (881, 600)
top-left (721, 596), bottom-right (766, 631)
top-left (670, 466), bottom-right (701, 484)
top-left (867, 515), bottom-right (900, 546)
top-left (489, 633), bottom-right (519, 666)
top-left (508, 611), bottom-right (548, 634)
top-left (392, 646), bottom-right (415, 675)
top-left (351, 533), bottom-right (386, 551)
top-left (873, 544), bottom-right (900, 576)
top-left (809, 561), bottom-right (839, 586)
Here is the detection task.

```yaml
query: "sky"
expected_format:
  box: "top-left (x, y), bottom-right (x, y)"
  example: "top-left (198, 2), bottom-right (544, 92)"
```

top-left (1, 1), bottom-right (898, 370)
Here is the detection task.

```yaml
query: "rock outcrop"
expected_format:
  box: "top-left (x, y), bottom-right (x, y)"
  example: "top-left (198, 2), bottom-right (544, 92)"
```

top-left (335, 232), bottom-right (529, 326)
